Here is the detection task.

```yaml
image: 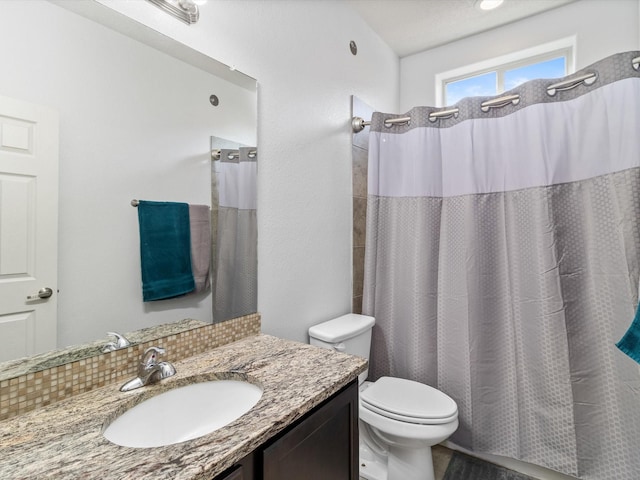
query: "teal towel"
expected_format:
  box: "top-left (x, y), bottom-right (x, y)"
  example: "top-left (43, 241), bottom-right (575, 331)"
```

top-left (616, 302), bottom-right (640, 364)
top-left (137, 200), bottom-right (195, 302)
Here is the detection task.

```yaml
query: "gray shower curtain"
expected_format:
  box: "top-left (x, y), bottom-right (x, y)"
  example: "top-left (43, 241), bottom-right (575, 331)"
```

top-left (362, 51), bottom-right (640, 479)
top-left (213, 147), bottom-right (257, 322)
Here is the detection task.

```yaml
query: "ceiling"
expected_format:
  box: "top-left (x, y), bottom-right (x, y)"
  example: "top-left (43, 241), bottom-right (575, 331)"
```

top-left (346, 0), bottom-right (578, 58)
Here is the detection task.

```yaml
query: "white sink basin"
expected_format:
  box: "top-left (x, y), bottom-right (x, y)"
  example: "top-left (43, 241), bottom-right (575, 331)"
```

top-left (103, 380), bottom-right (263, 448)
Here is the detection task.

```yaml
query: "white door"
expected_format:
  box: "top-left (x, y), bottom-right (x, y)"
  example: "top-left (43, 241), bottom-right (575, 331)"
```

top-left (0, 95), bottom-right (58, 362)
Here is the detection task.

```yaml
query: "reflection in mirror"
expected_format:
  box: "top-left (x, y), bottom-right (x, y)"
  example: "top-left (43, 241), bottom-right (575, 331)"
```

top-left (0, 0), bottom-right (257, 377)
top-left (210, 138), bottom-right (258, 322)
top-left (0, 319), bottom-right (206, 382)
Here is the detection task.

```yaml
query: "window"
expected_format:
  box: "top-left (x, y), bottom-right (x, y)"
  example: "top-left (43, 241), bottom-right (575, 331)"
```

top-left (435, 38), bottom-right (575, 106)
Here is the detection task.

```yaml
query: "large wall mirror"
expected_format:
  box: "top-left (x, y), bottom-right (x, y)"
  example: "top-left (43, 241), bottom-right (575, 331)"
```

top-left (0, 0), bottom-right (257, 375)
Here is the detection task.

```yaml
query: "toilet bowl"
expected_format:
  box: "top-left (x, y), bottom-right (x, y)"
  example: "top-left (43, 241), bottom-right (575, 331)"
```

top-left (358, 378), bottom-right (458, 480)
top-left (308, 314), bottom-right (459, 480)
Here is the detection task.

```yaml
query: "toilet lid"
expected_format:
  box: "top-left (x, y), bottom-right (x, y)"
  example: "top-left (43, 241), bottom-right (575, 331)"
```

top-left (360, 377), bottom-right (458, 425)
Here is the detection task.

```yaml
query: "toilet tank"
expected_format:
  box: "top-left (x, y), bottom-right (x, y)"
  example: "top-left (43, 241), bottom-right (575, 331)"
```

top-left (308, 314), bottom-right (375, 384)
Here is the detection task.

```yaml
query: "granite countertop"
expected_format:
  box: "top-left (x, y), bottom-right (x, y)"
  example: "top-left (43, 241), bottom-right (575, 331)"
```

top-left (0, 334), bottom-right (366, 480)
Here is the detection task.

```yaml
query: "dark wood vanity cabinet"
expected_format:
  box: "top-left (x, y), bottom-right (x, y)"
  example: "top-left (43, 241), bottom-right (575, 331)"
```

top-left (214, 465), bottom-right (246, 480)
top-left (212, 380), bottom-right (359, 480)
top-left (262, 379), bottom-right (359, 480)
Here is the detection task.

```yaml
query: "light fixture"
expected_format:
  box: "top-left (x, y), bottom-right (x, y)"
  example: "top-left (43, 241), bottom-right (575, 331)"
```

top-left (475, 0), bottom-right (504, 11)
top-left (146, 0), bottom-right (204, 25)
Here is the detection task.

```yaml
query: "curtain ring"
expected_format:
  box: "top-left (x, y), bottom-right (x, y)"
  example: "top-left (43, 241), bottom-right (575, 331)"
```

top-left (428, 108), bottom-right (459, 123)
top-left (547, 72), bottom-right (597, 96)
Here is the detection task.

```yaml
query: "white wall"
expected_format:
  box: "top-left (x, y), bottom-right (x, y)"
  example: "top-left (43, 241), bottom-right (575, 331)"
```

top-left (0, 1), bottom-right (256, 348)
top-left (94, 0), bottom-right (400, 343)
top-left (401, 0), bottom-right (640, 110)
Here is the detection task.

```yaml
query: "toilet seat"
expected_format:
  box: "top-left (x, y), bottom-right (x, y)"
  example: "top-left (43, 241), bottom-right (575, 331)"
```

top-left (360, 377), bottom-right (458, 425)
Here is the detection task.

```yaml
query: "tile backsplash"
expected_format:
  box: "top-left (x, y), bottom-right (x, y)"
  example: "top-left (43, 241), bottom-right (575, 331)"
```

top-left (0, 313), bottom-right (260, 421)
top-left (352, 96), bottom-right (374, 313)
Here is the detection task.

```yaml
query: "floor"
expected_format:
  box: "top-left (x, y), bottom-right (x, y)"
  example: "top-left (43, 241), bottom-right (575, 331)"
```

top-left (433, 445), bottom-right (455, 480)
top-left (361, 445), bottom-right (539, 480)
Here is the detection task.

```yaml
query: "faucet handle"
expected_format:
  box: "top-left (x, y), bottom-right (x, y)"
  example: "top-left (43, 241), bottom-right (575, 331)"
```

top-left (102, 331), bottom-right (131, 352)
top-left (121, 346), bottom-right (175, 391)
top-left (141, 346), bottom-right (166, 367)
top-left (107, 332), bottom-right (131, 348)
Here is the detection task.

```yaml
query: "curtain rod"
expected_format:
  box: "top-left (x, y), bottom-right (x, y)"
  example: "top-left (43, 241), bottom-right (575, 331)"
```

top-left (211, 149), bottom-right (257, 161)
top-left (352, 61), bottom-right (636, 133)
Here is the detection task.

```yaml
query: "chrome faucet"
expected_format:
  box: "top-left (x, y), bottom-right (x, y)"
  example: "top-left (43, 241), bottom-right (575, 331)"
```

top-left (120, 346), bottom-right (176, 392)
top-left (102, 331), bottom-right (131, 353)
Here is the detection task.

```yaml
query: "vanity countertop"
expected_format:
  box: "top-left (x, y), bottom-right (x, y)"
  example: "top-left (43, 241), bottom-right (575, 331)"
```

top-left (0, 334), bottom-right (366, 480)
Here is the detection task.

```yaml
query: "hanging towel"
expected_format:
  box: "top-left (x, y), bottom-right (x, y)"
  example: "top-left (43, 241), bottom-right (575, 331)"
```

top-left (137, 200), bottom-right (195, 301)
top-left (616, 282), bottom-right (640, 364)
top-left (188, 204), bottom-right (211, 293)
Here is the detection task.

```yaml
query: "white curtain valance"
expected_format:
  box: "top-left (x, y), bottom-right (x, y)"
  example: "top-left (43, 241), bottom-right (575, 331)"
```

top-left (368, 51), bottom-right (640, 198)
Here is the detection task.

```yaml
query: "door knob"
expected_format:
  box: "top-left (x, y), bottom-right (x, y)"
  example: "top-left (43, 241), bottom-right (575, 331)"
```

top-left (26, 287), bottom-right (53, 300)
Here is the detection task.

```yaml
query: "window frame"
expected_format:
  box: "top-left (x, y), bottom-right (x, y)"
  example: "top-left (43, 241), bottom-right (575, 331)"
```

top-left (435, 36), bottom-right (576, 107)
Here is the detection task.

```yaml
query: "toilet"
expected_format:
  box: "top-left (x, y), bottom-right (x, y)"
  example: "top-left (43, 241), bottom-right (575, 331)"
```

top-left (309, 314), bottom-right (458, 480)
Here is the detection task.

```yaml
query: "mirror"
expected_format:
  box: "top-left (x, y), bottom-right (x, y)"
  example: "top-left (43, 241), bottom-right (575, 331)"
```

top-left (0, 1), bottom-right (257, 375)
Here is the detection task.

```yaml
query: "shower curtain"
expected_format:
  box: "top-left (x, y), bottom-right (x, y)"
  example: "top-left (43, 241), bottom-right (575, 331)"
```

top-left (213, 147), bottom-right (257, 322)
top-left (362, 51), bottom-right (640, 479)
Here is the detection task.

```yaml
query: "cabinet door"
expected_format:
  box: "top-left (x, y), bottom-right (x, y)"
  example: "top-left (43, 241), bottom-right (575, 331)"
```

top-left (262, 381), bottom-right (358, 480)
top-left (213, 465), bottom-right (245, 480)
top-left (214, 465), bottom-right (244, 480)
top-left (212, 450), bottom-right (255, 480)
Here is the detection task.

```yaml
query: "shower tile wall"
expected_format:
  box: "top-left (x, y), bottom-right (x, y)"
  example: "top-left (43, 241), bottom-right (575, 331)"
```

top-left (352, 96), bottom-right (374, 313)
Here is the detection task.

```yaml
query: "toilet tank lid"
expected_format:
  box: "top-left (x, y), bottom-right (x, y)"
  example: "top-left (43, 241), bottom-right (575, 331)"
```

top-left (308, 314), bottom-right (375, 343)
